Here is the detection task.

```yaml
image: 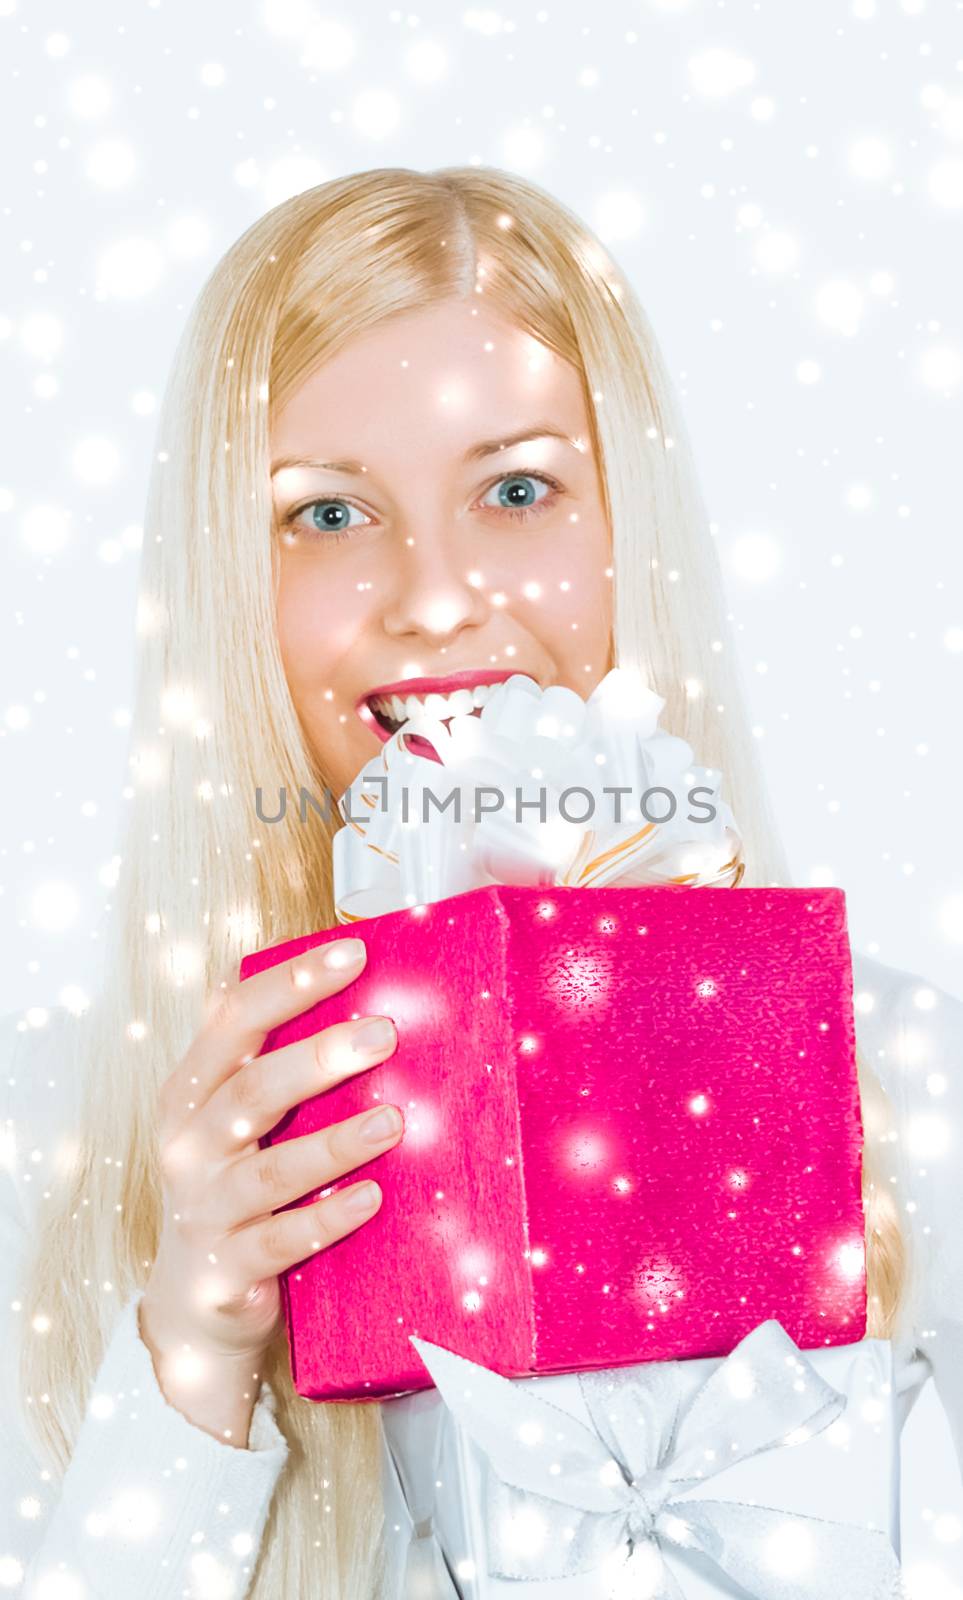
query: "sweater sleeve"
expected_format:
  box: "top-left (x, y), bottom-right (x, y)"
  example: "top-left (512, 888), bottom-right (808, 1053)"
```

top-left (852, 955), bottom-right (963, 1481)
top-left (0, 1011), bottom-right (291, 1600)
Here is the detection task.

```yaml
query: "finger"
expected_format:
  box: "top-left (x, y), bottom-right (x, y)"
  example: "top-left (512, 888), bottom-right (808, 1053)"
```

top-left (234, 1179), bottom-right (385, 1281)
top-left (160, 938), bottom-right (368, 1133)
top-left (212, 1101), bottom-right (404, 1231)
top-left (196, 1014), bottom-right (399, 1151)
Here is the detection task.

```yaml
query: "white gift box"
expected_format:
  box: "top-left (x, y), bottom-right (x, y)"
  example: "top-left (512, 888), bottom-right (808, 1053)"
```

top-left (379, 1324), bottom-right (901, 1600)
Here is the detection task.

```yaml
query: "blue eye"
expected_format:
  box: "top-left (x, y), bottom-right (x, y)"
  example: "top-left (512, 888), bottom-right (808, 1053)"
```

top-left (283, 499), bottom-right (370, 541)
top-left (280, 469), bottom-right (562, 545)
top-left (480, 472), bottom-right (559, 519)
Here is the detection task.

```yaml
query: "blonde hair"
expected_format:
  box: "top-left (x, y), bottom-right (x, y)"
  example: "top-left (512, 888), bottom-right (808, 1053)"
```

top-left (19, 166), bottom-right (906, 1598)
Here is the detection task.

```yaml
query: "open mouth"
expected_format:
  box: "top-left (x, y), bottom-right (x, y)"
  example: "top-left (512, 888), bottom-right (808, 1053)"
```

top-left (362, 683), bottom-right (499, 744)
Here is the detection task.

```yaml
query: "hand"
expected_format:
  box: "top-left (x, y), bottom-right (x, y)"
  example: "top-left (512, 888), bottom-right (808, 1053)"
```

top-left (139, 937), bottom-right (401, 1441)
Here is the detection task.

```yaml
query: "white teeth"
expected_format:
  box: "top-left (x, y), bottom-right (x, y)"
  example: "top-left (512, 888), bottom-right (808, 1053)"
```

top-left (368, 683), bottom-right (499, 726)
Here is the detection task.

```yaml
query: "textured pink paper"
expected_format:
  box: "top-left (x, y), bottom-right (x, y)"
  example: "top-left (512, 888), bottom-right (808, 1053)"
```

top-left (238, 885), bottom-right (866, 1402)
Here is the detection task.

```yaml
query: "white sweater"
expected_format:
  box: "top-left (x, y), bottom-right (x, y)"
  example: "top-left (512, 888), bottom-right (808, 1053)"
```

top-left (2, 949), bottom-right (963, 1598)
top-left (0, 1006), bottom-right (289, 1600)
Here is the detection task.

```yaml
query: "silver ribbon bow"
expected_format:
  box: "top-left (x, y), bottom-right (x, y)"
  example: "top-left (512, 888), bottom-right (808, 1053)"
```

top-left (403, 1320), bottom-right (904, 1599)
top-left (333, 669), bottom-right (744, 922)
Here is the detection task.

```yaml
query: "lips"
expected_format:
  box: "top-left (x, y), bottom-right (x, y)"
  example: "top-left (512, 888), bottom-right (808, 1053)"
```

top-left (355, 669), bottom-right (533, 746)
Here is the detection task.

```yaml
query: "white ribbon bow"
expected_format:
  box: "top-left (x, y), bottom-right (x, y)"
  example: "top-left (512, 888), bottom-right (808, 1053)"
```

top-left (401, 1321), bottom-right (904, 1600)
top-left (334, 668), bottom-right (744, 921)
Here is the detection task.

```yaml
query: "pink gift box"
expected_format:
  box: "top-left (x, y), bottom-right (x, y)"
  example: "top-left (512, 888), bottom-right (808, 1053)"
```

top-left (238, 884), bottom-right (866, 1402)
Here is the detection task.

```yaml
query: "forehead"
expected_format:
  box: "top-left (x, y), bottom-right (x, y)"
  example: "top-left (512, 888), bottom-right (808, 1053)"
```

top-left (270, 299), bottom-right (589, 470)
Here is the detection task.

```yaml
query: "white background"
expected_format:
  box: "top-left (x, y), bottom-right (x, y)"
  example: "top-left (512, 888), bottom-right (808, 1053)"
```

top-left (1, 0), bottom-right (961, 1590)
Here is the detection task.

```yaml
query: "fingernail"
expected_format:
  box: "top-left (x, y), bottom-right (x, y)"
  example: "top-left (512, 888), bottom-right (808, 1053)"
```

top-left (343, 1180), bottom-right (381, 1214)
top-left (322, 938), bottom-right (366, 970)
top-left (360, 1104), bottom-right (403, 1143)
top-left (351, 1016), bottom-right (396, 1054)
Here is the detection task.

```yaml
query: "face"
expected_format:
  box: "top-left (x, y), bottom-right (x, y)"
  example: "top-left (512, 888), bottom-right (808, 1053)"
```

top-left (270, 298), bottom-right (614, 798)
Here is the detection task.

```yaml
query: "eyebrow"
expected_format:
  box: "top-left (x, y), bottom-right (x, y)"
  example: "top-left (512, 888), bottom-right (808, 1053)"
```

top-left (269, 424), bottom-right (580, 478)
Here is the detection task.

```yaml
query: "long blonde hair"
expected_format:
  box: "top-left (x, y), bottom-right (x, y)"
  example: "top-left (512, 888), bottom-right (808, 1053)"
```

top-left (20, 165), bottom-right (906, 1599)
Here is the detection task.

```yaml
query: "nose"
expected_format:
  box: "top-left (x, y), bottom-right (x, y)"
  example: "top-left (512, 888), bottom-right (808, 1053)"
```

top-left (379, 524), bottom-right (491, 645)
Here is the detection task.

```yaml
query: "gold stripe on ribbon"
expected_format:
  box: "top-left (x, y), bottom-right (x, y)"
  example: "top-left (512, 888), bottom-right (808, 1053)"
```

top-left (576, 823), bottom-right (659, 887)
top-left (367, 841), bottom-right (400, 865)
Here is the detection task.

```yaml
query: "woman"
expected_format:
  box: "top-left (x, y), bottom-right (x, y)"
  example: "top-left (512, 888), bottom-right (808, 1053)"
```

top-left (1, 165), bottom-right (960, 1599)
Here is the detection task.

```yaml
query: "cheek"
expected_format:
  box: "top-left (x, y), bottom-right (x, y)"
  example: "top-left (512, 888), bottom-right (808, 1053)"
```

top-left (275, 560), bottom-right (362, 687)
top-left (511, 522), bottom-right (612, 639)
